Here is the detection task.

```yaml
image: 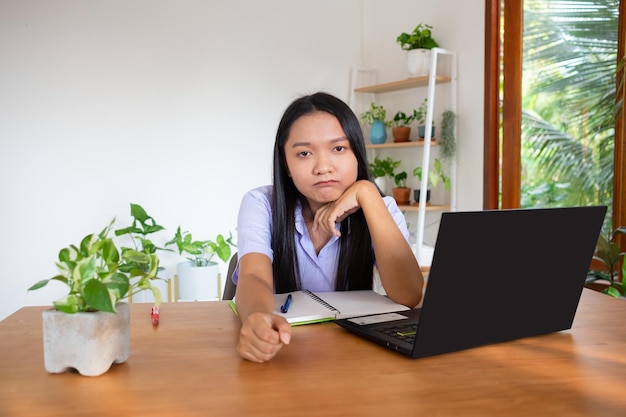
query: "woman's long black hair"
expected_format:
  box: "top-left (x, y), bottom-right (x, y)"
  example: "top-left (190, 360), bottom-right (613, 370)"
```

top-left (271, 92), bottom-right (381, 293)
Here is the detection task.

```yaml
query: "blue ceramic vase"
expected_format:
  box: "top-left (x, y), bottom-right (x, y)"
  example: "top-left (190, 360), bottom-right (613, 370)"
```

top-left (369, 120), bottom-right (387, 144)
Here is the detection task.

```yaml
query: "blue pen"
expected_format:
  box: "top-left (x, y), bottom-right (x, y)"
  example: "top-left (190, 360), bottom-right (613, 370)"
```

top-left (280, 294), bottom-right (292, 313)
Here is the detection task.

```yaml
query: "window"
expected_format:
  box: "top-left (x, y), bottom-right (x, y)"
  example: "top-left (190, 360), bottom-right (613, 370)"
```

top-left (484, 0), bottom-right (625, 235)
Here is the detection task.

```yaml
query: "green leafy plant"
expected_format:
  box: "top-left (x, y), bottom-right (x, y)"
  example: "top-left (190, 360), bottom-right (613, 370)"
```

top-left (440, 110), bottom-right (457, 162)
top-left (114, 203), bottom-right (171, 274)
top-left (28, 219), bottom-right (162, 314)
top-left (586, 226), bottom-right (626, 298)
top-left (394, 171), bottom-right (408, 188)
top-left (396, 23), bottom-right (439, 51)
top-left (369, 156), bottom-right (401, 179)
top-left (414, 98), bottom-right (433, 126)
top-left (166, 227), bottom-right (236, 267)
top-left (392, 110), bottom-right (418, 127)
top-left (360, 102), bottom-right (392, 127)
top-left (413, 158), bottom-right (451, 191)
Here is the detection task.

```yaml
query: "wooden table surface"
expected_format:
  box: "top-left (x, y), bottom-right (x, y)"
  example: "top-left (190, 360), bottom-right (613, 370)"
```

top-left (2, 289), bottom-right (626, 417)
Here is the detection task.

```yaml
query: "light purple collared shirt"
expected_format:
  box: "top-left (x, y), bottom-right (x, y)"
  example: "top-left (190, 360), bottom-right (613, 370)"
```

top-left (232, 185), bottom-right (411, 292)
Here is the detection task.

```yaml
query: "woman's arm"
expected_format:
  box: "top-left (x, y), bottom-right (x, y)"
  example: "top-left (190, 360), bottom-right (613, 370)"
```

top-left (313, 180), bottom-right (424, 307)
top-left (235, 253), bottom-right (275, 321)
top-left (235, 252), bottom-right (292, 362)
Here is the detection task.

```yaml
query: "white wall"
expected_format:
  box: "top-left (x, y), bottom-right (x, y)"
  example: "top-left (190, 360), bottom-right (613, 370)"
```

top-left (0, 0), bottom-right (484, 320)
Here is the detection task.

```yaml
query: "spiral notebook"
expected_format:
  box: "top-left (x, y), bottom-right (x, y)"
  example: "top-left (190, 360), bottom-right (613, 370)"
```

top-left (228, 289), bottom-right (410, 326)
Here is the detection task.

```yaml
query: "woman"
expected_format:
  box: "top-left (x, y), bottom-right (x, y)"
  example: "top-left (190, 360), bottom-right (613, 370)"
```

top-left (234, 92), bottom-right (424, 362)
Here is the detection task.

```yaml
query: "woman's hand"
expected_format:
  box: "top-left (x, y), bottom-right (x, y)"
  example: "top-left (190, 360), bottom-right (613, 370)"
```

top-left (312, 180), bottom-right (374, 237)
top-left (237, 312), bottom-right (292, 363)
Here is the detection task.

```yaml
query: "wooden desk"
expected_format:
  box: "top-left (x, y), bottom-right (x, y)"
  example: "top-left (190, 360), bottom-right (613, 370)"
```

top-left (2, 289), bottom-right (626, 417)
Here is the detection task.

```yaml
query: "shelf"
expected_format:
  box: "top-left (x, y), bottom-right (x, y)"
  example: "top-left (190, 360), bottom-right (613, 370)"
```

top-left (397, 204), bottom-right (450, 212)
top-left (366, 140), bottom-right (439, 150)
top-left (350, 49), bottom-right (457, 264)
top-left (354, 76), bottom-right (451, 94)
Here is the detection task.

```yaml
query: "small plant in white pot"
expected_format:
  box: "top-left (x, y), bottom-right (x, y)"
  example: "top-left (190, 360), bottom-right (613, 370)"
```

top-left (369, 156), bottom-right (400, 194)
top-left (28, 218), bottom-right (162, 377)
top-left (166, 227), bottom-right (236, 301)
top-left (396, 23), bottom-right (440, 77)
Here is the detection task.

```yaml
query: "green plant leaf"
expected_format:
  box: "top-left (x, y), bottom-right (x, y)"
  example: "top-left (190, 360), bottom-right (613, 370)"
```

top-left (604, 286), bottom-right (622, 298)
top-left (396, 23), bottom-right (439, 51)
top-left (105, 272), bottom-right (130, 300)
top-left (53, 294), bottom-right (82, 314)
top-left (27, 279), bottom-right (50, 291)
top-left (84, 279), bottom-right (116, 313)
top-left (215, 237), bottom-right (232, 263)
top-left (130, 203), bottom-right (150, 222)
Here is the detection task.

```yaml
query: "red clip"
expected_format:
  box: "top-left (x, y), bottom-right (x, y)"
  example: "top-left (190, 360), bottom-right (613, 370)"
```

top-left (151, 305), bottom-right (159, 325)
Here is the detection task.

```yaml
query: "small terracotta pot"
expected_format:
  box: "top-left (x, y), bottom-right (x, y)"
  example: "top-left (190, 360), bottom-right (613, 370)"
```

top-left (392, 127), bottom-right (411, 143)
top-left (392, 187), bottom-right (411, 205)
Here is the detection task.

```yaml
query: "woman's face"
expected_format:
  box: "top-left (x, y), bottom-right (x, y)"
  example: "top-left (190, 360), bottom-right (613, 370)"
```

top-left (283, 111), bottom-right (358, 212)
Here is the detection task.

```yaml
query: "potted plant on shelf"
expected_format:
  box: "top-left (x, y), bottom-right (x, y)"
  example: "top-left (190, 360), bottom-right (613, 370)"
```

top-left (27, 218), bottom-right (162, 377)
top-left (415, 98), bottom-right (435, 140)
top-left (369, 156), bottom-right (400, 194)
top-left (166, 227), bottom-right (236, 301)
top-left (412, 158), bottom-right (451, 205)
top-left (360, 102), bottom-right (392, 144)
top-left (396, 23), bottom-right (440, 77)
top-left (391, 171), bottom-right (411, 206)
top-left (391, 110), bottom-right (418, 143)
top-left (115, 203), bottom-right (172, 302)
top-left (585, 226), bottom-right (626, 298)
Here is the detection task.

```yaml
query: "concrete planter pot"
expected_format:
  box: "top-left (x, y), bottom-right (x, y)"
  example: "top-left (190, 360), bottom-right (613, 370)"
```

top-left (42, 302), bottom-right (130, 377)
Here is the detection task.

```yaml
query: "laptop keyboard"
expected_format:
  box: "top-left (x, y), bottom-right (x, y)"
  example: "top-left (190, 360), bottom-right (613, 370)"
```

top-left (376, 323), bottom-right (418, 345)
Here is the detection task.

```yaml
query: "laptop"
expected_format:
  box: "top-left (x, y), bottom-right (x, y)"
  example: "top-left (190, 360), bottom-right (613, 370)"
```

top-left (335, 206), bottom-right (607, 358)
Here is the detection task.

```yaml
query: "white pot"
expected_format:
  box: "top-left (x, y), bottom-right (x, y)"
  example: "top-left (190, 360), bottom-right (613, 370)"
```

top-left (42, 302), bottom-right (130, 377)
top-left (176, 261), bottom-right (220, 301)
top-left (374, 176), bottom-right (389, 195)
top-left (407, 49), bottom-right (431, 77)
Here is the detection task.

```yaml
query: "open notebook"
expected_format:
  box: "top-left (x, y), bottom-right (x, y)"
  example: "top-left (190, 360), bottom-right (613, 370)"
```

top-left (228, 289), bottom-right (409, 326)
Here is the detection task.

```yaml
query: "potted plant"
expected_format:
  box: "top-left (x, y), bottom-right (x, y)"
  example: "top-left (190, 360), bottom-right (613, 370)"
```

top-left (396, 23), bottom-right (440, 77)
top-left (391, 170), bottom-right (411, 206)
top-left (391, 110), bottom-right (418, 143)
top-left (412, 158), bottom-right (451, 204)
top-left (369, 156), bottom-right (400, 194)
top-left (114, 203), bottom-right (172, 303)
top-left (27, 218), bottom-right (162, 376)
top-left (414, 98), bottom-right (435, 140)
top-left (166, 227), bottom-right (236, 301)
top-left (360, 102), bottom-right (392, 144)
top-left (586, 226), bottom-right (626, 297)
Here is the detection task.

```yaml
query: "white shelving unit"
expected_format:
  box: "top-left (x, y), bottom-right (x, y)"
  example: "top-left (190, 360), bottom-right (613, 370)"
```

top-left (350, 48), bottom-right (458, 266)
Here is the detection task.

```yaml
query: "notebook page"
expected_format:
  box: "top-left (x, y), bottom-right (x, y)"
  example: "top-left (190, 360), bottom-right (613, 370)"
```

top-left (311, 290), bottom-right (410, 319)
